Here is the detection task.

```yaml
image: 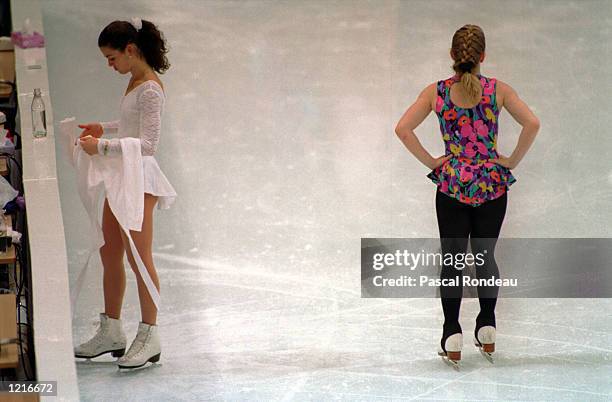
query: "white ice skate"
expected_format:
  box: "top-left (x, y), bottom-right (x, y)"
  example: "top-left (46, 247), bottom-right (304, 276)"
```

top-left (117, 322), bottom-right (161, 370)
top-left (474, 325), bottom-right (495, 363)
top-left (74, 313), bottom-right (127, 359)
top-left (438, 333), bottom-right (462, 370)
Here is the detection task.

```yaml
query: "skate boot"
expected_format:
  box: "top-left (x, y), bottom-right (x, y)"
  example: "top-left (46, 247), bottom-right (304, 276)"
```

top-left (474, 325), bottom-right (495, 363)
top-left (74, 313), bottom-right (126, 359)
top-left (117, 322), bottom-right (161, 369)
top-left (438, 332), bottom-right (463, 370)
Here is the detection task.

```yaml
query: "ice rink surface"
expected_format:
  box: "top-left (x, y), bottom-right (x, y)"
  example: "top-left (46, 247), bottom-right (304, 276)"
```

top-left (41, 0), bottom-right (612, 400)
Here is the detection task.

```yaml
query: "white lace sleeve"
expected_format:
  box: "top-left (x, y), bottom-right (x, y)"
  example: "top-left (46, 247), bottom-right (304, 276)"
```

top-left (137, 88), bottom-right (163, 156)
top-left (97, 87), bottom-right (163, 157)
top-left (100, 120), bottom-right (120, 134)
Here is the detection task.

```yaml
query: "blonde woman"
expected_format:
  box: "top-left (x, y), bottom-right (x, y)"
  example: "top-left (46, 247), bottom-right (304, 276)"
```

top-left (395, 24), bottom-right (540, 368)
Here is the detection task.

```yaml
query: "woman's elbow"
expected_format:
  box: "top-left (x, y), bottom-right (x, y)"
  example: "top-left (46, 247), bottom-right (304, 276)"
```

top-left (529, 117), bottom-right (541, 132)
top-left (394, 125), bottom-right (403, 138)
top-left (141, 142), bottom-right (158, 156)
top-left (395, 125), bottom-right (411, 141)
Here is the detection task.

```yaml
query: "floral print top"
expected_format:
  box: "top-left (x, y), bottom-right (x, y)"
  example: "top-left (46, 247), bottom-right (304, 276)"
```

top-left (427, 74), bottom-right (516, 206)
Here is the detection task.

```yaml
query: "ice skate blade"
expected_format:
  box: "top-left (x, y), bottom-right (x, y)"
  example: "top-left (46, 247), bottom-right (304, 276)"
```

top-left (438, 351), bottom-right (461, 370)
top-left (75, 348), bottom-right (125, 360)
top-left (474, 343), bottom-right (494, 363)
top-left (474, 336), bottom-right (495, 362)
top-left (117, 353), bottom-right (161, 370)
top-left (478, 347), bottom-right (494, 363)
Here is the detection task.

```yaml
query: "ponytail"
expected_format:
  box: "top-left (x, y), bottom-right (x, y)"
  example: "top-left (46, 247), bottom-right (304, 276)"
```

top-left (135, 20), bottom-right (170, 74)
top-left (459, 70), bottom-right (482, 105)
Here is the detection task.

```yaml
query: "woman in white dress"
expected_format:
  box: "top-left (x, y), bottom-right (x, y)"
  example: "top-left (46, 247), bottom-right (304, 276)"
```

top-left (74, 18), bottom-right (176, 369)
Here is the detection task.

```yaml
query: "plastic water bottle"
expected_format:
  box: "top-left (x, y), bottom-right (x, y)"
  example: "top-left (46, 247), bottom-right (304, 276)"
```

top-left (31, 88), bottom-right (47, 138)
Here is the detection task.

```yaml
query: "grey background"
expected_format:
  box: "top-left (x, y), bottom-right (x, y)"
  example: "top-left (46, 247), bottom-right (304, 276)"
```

top-left (41, 0), bottom-right (612, 400)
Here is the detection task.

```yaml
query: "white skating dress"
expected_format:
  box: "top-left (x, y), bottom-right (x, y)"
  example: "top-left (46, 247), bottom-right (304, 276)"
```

top-left (98, 80), bottom-right (177, 209)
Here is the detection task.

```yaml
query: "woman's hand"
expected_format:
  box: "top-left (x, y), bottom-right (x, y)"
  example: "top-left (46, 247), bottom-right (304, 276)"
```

top-left (493, 154), bottom-right (517, 169)
top-left (79, 135), bottom-right (99, 155)
top-left (78, 123), bottom-right (103, 139)
top-left (429, 154), bottom-right (452, 170)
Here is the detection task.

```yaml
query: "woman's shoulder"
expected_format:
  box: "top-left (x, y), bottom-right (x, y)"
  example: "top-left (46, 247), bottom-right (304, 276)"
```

top-left (418, 82), bottom-right (438, 109)
top-left (134, 79), bottom-right (165, 102)
top-left (490, 79), bottom-right (516, 108)
top-left (493, 79), bottom-right (512, 92)
top-left (141, 79), bottom-right (164, 93)
top-left (479, 75), bottom-right (509, 91)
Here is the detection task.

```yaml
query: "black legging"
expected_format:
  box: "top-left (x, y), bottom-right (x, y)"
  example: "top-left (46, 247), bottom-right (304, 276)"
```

top-left (435, 189), bottom-right (507, 342)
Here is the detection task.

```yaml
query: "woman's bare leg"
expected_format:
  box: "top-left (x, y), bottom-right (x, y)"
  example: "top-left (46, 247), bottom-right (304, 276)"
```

top-left (120, 193), bottom-right (160, 325)
top-left (100, 198), bottom-right (126, 319)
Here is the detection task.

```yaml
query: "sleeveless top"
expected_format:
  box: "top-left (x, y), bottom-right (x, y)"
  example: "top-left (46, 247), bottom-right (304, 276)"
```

top-left (427, 74), bottom-right (516, 206)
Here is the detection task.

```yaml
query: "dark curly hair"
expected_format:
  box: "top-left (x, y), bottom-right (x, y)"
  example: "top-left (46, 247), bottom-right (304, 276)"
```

top-left (98, 19), bottom-right (170, 74)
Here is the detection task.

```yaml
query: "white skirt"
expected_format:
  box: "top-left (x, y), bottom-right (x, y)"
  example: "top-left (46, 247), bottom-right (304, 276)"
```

top-left (142, 156), bottom-right (177, 209)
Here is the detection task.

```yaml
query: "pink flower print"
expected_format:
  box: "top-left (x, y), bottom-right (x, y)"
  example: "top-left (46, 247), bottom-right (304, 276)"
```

top-left (464, 141), bottom-right (487, 158)
top-left (482, 78), bottom-right (495, 95)
top-left (473, 120), bottom-right (489, 137)
top-left (441, 181), bottom-right (449, 193)
top-left (459, 165), bottom-right (473, 183)
top-left (436, 96), bottom-right (444, 113)
top-left (460, 123), bottom-right (473, 139)
top-left (476, 142), bottom-right (488, 155)
top-left (464, 143), bottom-right (477, 158)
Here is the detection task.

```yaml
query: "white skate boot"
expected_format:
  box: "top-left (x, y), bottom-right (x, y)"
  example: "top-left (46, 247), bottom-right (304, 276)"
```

top-left (117, 322), bottom-right (161, 369)
top-left (74, 313), bottom-right (126, 359)
top-left (474, 325), bottom-right (495, 363)
top-left (438, 333), bottom-right (462, 370)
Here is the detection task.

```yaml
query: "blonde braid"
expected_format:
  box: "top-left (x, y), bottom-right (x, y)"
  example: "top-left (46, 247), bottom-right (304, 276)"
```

top-left (451, 25), bottom-right (486, 105)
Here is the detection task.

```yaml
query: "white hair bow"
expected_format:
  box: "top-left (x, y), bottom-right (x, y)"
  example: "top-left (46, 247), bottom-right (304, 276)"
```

top-left (130, 17), bottom-right (142, 31)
